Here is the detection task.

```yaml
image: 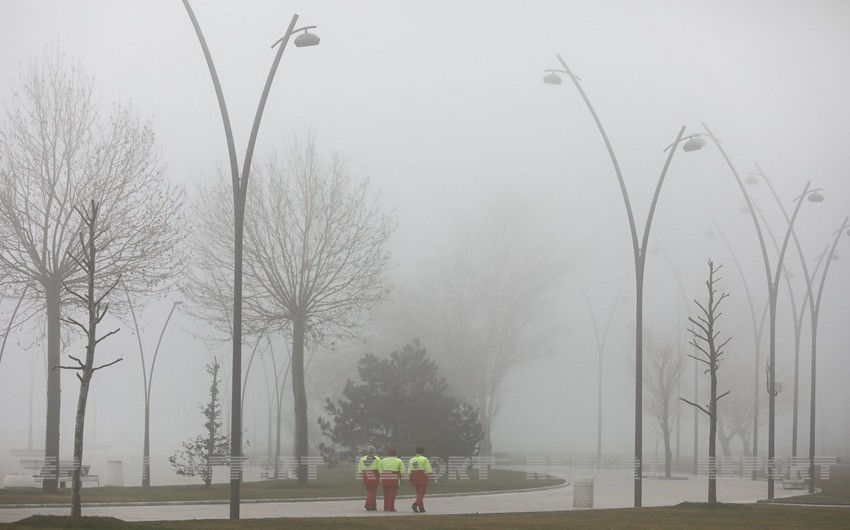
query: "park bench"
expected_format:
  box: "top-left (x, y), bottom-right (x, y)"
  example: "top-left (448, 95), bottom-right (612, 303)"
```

top-left (781, 477), bottom-right (807, 490)
top-left (33, 461), bottom-right (100, 488)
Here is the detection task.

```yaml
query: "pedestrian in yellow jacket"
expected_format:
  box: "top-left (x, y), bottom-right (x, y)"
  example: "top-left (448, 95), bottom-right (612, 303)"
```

top-left (358, 445), bottom-right (382, 511)
top-left (408, 447), bottom-right (437, 512)
top-left (379, 447), bottom-right (405, 512)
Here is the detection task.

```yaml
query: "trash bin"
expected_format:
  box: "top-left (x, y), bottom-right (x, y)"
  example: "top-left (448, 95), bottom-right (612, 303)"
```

top-left (105, 460), bottom-right (124, 487)
top-left (573, 477), bottom-right (594, 508)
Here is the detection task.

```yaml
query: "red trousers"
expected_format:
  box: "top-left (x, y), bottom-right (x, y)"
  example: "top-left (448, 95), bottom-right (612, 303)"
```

top-left (381, 481), bottom-right (399, 511)
top-left (362, 470), bottom-right (379, 509)
top-left (410, 471), bottom-right (428, 509)
top-left (363, 481), bottom-right (378, 509)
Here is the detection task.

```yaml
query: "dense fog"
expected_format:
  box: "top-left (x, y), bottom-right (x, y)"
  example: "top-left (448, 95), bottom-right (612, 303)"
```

top-left (0, 0), bottom-right (848, 486)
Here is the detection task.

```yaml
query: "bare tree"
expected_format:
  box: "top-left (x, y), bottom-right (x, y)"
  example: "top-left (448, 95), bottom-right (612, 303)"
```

top-left (717, 355), bottom-right (757, 457)
top-left (645, 331), bottom-right (687, 478)
top-left (0, 284), bottom-right (32, 371)
top-left (0, 53), bottom-right (184, 492)
top-left (681, 260), bottom-right (732, 504)
top-left (56, 201), bottom-right (123, 516)
top-left (242, 135), bottom-right (395, 484)
top-left (387, 196), bottom-right (567, 455)
top-left (185, 171), bottom-right (287, 473)
top-left (182, 172), bottom-right (236, 340)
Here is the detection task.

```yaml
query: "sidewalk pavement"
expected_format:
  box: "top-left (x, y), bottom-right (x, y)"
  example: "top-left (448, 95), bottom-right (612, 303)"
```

top-left (0, 468), bottom-right (807, 524)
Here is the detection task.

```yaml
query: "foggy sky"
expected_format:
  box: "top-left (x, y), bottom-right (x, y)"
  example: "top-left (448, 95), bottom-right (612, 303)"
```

top-left (1, 0), bottom-right (849, 481)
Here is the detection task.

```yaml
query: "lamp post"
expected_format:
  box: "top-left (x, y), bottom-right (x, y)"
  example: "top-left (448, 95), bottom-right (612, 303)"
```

top-left (181, 1), bottom-right (320, 519)
top-left (702, 123), bottom-right (822, 498)
top-left (577, 282), bottom-right (620, 461)
top-left (750, 169), bottom-right (849, 477)
top-left (545, 55), bottom-right (703, 506)
top-left (798, 220), bottom-right (848, 492)
top-left (744, 170), bottom-right (810, 460)
top-left (141, 301), bottom-right (183, 487)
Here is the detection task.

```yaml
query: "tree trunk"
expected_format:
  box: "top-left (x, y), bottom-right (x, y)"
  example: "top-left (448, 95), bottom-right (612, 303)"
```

top-left (143, 402), bottom-right (151, 487)
top-left (44, 280), bottom-right (62, 494)
top-left (478, 383), bottom-right (492, 456)
top-left (274, 380), bottom-right (283, 479)
top-left (738, 432), bottom-right (752, 457)
top-left (72, 202), bottom-right (100, 516)
top-left (205, 389), bottom-right (215, 488)
top-left (717, 419), bottom-right (733, 457)
top-left (708, 366), bottom-right (718, 504)
top-left (71, 373), bottom-right (92, 516)
top-left (662, 414), bottom-right (672, 478)
top-left (597, 355), bottom-right (603, 460)
top-left (291, 315), bottom-right (308, 485)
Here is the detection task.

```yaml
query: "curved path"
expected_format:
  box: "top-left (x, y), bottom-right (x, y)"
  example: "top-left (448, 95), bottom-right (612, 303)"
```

top-left (0, 467), bottom-right (807, 523)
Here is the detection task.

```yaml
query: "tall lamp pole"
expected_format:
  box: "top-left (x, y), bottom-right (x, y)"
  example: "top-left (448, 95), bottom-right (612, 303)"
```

top-left (544, 55), bottom-right (704, 506)
top-left (140, 301), bottom-right (183, 487)
top-left (752, 168), bottom-right (849, 475)
top-left (803, 219), bottom-right (848, 492)
top-left (745, 171), bottom-right (809, 459)
top-left (182, 1), bottom-right (320, 519)
top-left (577, 282), bottom-right (620, 461)
top-left (702, 123), bottom-right (822, 498)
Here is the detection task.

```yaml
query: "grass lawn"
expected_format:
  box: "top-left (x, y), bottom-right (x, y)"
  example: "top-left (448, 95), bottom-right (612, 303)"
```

top-left (3, 466), bottom-right (848, 529)
top-left (0, 467), bottom-right (561, 505)
top-left (774, 465), bottom-right (850, 505)
top-left (4, 504), bottom-right (850, 529)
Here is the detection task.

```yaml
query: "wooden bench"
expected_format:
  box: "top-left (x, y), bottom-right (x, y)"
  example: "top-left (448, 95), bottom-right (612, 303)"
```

top-left (33, 461), bottom-right (100, 488)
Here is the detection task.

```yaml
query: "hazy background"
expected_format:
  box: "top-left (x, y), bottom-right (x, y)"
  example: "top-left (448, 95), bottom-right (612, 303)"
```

top-left (1, 0), bottom-right (848, 484)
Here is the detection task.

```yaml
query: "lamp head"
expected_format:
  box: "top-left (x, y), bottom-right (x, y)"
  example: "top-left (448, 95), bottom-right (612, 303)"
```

top-left (294, 30), bottom-right (320, 47)
top-left (682, 136), bottom-right (706, 152)
top-left (807, 190), bottom-right (824, 203)
top-left (745, 174), bottom-right (759, 185)
top-left (543, 71), bottom-right (563, 85)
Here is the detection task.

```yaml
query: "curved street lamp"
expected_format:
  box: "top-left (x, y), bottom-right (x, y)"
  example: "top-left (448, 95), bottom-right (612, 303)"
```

top-left (803, 219), bottom-right (848, 492)
top-left (745, 168), bottom-right (819, 460)
top-left (545, 55), bottom-right (703, 507)
top-left (140, 301), bottom-right (183, 487)
top-left (702, 123), bottom-right (822, 498)
top-left (181, 1), bottom-right (320, 519)
top-left (576, 281), bottom-right (621, 461)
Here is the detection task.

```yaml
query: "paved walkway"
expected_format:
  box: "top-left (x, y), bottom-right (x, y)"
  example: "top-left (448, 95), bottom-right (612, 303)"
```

top-left (0, 469), bottom-right (809, 523)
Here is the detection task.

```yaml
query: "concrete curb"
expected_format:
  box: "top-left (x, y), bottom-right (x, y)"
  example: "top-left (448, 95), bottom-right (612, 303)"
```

top-left (0, 479), bottom-right (570, 510)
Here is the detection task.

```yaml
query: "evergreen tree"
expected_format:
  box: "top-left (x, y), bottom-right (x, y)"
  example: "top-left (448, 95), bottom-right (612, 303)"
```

top-left (318, 341), bottom-right (482, 464)
top-left (169, 360), bottom-right (231, 487)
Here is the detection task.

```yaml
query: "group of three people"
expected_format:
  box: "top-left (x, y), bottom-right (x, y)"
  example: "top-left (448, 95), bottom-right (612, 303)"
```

top-left (358, 446), bottom-right (437, 512)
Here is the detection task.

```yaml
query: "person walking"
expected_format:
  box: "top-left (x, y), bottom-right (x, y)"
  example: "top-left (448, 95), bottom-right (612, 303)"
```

top-left (358, 445), bottom-right (382, 511)
top-left (380, 447), bottom-right (405, 512)
top-left (408, 446), bottom-right (437, 513)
